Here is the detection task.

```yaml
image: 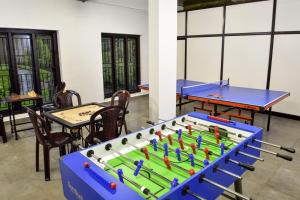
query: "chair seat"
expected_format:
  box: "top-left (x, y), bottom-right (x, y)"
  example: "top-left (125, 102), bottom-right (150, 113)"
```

top-left (48, 132), bottom-right (74, 147)
top-left (42, 104), bottom-right (57, 112)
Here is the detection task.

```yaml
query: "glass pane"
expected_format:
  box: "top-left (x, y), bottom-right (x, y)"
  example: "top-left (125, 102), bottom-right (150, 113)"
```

top-left (102, 37), bottom-right (113, 97)
top-left (0, 34), bottom-right (11, 111)
top-left (115, 38), bottom-right (126, 90)
top-left (36, 35), bottom-right (55, 103)
top-left (13, 34), bottom-right (34, 106)
top-left (127, 38), bottom-right (138, 91)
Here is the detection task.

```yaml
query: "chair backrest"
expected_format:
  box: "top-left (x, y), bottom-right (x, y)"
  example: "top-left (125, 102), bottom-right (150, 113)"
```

top-left (111, 90), bottom-right (130, 113)
top-left (54, 90), bottom-right (82, 109)
top-left (27, 108), bottom-right (51, 146)
top-left (54, 82), bottom-right (66, 94)
top-left (87, 106), bottom-right (122, 143)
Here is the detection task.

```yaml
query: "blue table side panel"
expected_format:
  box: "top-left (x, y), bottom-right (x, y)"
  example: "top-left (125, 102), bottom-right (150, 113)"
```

top-left (185, 85), bottom-right (289, 108)
top-left (60, 152), bottom-right (144, 200)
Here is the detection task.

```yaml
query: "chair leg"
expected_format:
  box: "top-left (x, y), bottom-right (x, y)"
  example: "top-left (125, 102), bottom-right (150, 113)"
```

top-left (66, 144), bottom-right (70, 154)
top-left (84, 141), bottom-right (89, 148)
top-left (80, 128), bottom-right (84, 146)
top-left (118, 122), bottom-right (123, 136)
top-left (59, 145), bottom-right (66, 156)
top-left (46, 118), bottom-right (52, 131)
top-left (36, 140), bottom-right (39, 172)
top-left (124, 120), bottom-right (128, 135)
top-left (43, 146), bottom-right (50, 181)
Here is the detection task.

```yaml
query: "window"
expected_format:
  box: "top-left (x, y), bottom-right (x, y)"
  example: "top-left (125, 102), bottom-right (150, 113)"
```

top-left (0, 28), bottom-right (60, 112)
top-left (101, 33), bottom-right (140, 98)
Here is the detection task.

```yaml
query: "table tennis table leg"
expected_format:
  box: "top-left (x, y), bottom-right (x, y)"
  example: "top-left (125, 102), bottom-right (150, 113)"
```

top-left (7, 102), bottom-right (14, 136)
top-left (250, 111), bottom-right (255, 125)
top-left (179, 97), bottom-right (182, 112)
top-left (213, 104), bottom-right (218, 116)
top-left (267, 107), bottom-right (272, 131)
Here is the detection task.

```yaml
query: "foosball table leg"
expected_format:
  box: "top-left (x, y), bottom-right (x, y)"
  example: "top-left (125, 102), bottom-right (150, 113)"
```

top-left (234, 179), bottom-right (243, 200)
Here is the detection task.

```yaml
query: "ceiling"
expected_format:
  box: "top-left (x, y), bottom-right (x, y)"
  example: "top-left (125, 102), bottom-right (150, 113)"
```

top-left (78, 0), bottom-right (267, 11)
top-left (179, 0), bottom-right (267, 11)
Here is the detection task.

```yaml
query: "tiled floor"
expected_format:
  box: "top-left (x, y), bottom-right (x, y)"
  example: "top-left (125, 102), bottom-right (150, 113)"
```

top-left (0, 95), bottom-right (299, 200)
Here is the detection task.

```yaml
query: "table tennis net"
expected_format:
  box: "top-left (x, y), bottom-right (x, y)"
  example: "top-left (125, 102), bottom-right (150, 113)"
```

top-left (181, 80), bottom-right (229, 96)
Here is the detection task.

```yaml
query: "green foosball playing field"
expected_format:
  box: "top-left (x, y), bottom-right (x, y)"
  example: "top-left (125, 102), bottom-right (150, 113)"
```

top-left (105, 130), bottom-right (236, 199)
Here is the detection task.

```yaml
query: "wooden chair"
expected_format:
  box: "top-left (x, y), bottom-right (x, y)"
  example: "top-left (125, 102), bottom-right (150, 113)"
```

top-left (42, 82), bottom-right (66, 130)
top-left (42, 81), bottom-right (66, 112)
top-left (53, 90), bottom-right (82, 138)
top-left (111, 90), bottom-right (130, 135)
top-left (54, 90), bottom-right (81, 109)
top-left (27, 108), bottom-right (74, 181)
top-left (85, 106), bottom-right (122, 147)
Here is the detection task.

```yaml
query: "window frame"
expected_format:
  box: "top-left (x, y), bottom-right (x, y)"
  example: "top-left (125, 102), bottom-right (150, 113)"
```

top-left (101, 33), bottom-right (141, 98)
top-left (0, 28), bottom-right (61, 114)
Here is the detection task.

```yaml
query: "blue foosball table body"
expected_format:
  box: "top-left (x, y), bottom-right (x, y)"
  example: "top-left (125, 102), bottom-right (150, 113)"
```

top-left (60, 112), bottom-right (263, 200)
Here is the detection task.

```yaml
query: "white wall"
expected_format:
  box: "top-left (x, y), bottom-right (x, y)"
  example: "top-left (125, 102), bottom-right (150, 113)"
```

top-left (188, 7), bottom-right (223, 35)
top-left (178, 0), bottom-right (300, 116)
top-left (271, 35), bottom-right (300, 115)
top-left (223, 36), bottom-right (270, 89)
top-left (177, 12), bottom-right (185, 36)
top-left (187, 37), bottom-right (221, 82)
top-left (270, 0), bottom-right (300, 115)
top-left (177, 40), bottom-right (185, 79)
top-left (0, 0), bottom-right (148, 103)
top-left (226, 1), bottom-right (273, 33)
top-left (276, 0), bottom-right (300, 31)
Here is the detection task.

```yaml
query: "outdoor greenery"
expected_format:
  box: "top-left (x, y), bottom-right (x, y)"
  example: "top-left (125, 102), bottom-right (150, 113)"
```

top-left (0, 37), bottom-right (54, 111)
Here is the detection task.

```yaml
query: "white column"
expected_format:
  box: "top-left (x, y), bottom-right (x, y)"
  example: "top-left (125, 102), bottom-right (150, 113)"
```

top-left (148, 0), bottom-right (177, 122)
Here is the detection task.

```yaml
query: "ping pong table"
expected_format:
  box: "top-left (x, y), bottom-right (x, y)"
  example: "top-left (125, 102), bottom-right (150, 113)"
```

top-left (139, 79), bottom-right (290, 131)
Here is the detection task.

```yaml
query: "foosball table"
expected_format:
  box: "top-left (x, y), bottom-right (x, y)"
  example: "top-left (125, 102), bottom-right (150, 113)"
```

top-left (60, 112), bottom-right (295, 200)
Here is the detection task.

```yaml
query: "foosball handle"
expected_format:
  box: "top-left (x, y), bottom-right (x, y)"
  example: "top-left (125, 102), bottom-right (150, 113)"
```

top-left (276, 153), bottom-right (293, 161)
top-left (238, 162), bottom-right (255, 171)
top-left (280, 146), bottom-right (296, 153)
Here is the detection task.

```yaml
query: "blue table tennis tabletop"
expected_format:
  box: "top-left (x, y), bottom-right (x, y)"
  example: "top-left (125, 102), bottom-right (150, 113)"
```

top-left (140, 79), bottom-right (290, 111)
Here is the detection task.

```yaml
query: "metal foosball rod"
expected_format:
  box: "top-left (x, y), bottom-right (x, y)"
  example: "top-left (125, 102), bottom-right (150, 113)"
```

top-left (168, 122), bottom-right (263, 163)
top-left (137, 133), bottom-right (243, 180)
top-left (97, 140), bottom-right (173, 184)
top-left (121, 138), bottom-right (195, 176)
top-left (147, 121), bottom-right (222, 149)
top-left (253, 139), bottom-right (295, 153)
top-left (181, 117), bottom-right (296, 154)
top-left (242, 137), bottom-right (296, 153)
top-left (145, 123), bottom-right (253, 177)
top-left (93, 138), bottom-right (173, 183)
top-left (86, 149), bottom-right (158, 199)
top-left (152, 129), bottom-right (220, 158)
top-left (225, 156), bottom-right (255, 171)
top-left (199, 175), bottom-right (252, 200)
top-left (176, 118), bottom-right (235, 137)
top-left (146, 122), bottom-right (219, 155)
top-left (160, 123), bottom-right (227, 150)
top-left (246, 144), bottom-right (293, 161)
top-left (236, 150), bottom-right (264, 161)
top-left (182, 185), bottom-right (206, 200)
